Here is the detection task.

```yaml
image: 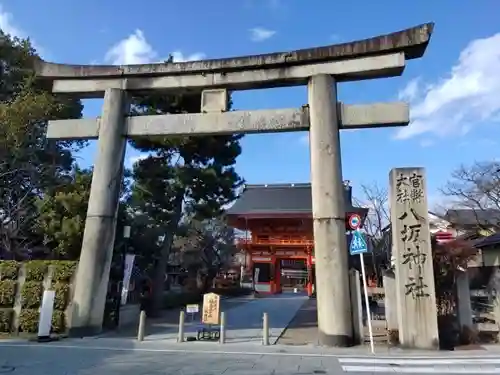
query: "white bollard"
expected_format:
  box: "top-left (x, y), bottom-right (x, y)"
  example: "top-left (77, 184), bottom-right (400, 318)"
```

top-left (137, 310), bottom-right (146, 342)
top-left (263, 312), bottom-right (269, 345)
top-left (178, 310), bottom-right (185, 343)
top-left (220, 311), bottom-right (226, 344)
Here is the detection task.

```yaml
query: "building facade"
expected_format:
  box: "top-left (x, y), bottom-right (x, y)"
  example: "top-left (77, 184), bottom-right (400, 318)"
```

top-left (225, 183), bottom-right (368, 296)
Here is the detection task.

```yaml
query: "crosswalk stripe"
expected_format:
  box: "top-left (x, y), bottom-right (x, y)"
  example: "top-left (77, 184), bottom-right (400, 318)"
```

top-left (339, 357), bottom-right (500, 374)
top-left (341, 365), bottom-right (500, 373)
top-left (340, 358), bottom-right (500, 365)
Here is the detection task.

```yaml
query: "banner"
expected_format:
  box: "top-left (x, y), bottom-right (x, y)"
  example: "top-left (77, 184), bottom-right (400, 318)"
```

top-left (121, 254), bottom-right (136, 305)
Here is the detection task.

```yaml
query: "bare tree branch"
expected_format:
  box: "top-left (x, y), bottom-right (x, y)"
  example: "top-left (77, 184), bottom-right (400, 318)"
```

top-left (353, 182), bottom-right (390, 240)
top-left (441, 161), bottom-right (500, 230)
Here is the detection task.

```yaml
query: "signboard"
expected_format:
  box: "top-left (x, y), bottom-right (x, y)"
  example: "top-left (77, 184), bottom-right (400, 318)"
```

top-left (186, 304), bottom-right (199, 314)
top-left (38, 290), bottom-right (55, 340)
top-left (121, 254), bottom-right (136, 305)
top-left (348, 213), bottom-right (362, 231)
top-left (349, 230), bottom-right (368, 255)
top-left (202, 293), bottom-right (220, 325)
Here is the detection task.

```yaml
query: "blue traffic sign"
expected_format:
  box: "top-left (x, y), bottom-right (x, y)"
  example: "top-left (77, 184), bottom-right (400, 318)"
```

top-left (349, 230), bottom-right (368, 255)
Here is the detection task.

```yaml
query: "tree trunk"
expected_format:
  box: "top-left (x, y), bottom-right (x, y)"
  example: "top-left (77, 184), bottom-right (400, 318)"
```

top-left (150, 191), bottom-right (184, 316)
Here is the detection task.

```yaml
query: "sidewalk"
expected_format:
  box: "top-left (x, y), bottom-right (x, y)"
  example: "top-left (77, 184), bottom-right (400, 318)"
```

top-left (102, 296), bottom-right (252, 340)
top-left (128, 293), bottom-right (307, 344)
top-left (223, 294), bottom-right (307, 344)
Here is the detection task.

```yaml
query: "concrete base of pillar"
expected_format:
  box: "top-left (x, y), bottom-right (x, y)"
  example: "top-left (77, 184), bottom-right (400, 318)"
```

top-left (349, 269), bottom-right (363, 345)
top-left (68, 325), bottom-right (102, 338)
top-left (456, 270), bottom-right (473, 331)
top-left (318, 332), bottom-right (353, 347)
top-left (383, 270), bottom-right (398, 331)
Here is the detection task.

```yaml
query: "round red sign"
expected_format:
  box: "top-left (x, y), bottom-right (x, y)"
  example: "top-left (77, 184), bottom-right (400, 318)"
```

top-left (348, 214), bottom-right (361, 230)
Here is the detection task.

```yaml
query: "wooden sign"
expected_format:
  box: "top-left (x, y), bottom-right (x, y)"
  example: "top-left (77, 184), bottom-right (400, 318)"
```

top-left (202, 293), bottom-right (220, 325)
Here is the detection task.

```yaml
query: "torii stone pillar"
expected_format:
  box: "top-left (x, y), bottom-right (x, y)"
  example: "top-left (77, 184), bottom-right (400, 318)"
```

top-left (309, 74), bottom-right (352, 345)
top-left (69, 88), bottom-right (129, 334)
top-left (35, 23), bottom-right (434, 344)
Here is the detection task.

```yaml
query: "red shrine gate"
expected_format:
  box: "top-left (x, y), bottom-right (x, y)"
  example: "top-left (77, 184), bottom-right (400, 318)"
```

top-left (226, 183), bottom-right (368, 296)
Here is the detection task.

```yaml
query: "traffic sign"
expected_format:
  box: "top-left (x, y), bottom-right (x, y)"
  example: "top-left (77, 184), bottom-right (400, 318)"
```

top-left (348, 213), bottom-right (362, 230)
top-left (349, 230), bottom-right (368, 255)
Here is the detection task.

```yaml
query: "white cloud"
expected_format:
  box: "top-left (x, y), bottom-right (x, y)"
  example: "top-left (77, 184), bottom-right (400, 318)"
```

top-left (170, 51), bottom-right (206, 62)
top-left (104, 29), bottom-right (157, 65)
top-left (0, 5), bottom-right (43, 54)
top-left (395, 33), bottom-right (500, 140)
top-left (0, 5), bottom-right (23, 38)
top-left (249, 27), bottom-right (276, 42)
top-left (419, 139), bottom-right (434, 148)
top-left (104, 29), bottom-right (205, 65)
top-left (398, 77), bottom-right (421, 102)
top-left (127, 153), bottom-right (150, 168)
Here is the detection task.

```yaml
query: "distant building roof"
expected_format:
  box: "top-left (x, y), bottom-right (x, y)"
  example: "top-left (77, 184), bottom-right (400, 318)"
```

top-left (225, 183), bottom-right (367, 217)
top-left (445, 209), bottom-right (500, 227)
top-left (474, 232), bottom-right (500, 249)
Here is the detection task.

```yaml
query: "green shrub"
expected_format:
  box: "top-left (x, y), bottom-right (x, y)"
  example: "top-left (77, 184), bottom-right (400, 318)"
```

top-left (51, 310), bottom-right (65, 333)
top-left (0, 309), bottom-right (13, 333)
top-left (0, 261), bottom-right (19, 280)
top-left (51, 261), bottom-right (77, 282)
top-left (52, 282), bottom-right (70, 310)
top-left (25, 261), bottom-right (48, 282)
top-left (18, 309), bottom-right (39, 333)
top-left (21, 282), bottom-right (43, 308)
top-left (0, 280), bottom-right (16, 307)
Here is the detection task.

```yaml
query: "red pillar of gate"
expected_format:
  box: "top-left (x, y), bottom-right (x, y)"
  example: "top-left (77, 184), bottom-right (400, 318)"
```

top-left (306, 253), bottom-right (313, 297)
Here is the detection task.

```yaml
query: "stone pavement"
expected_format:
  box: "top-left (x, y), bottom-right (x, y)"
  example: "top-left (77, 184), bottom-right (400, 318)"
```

top-left (223, 293), bottom-right (308, 344)
top-left (277, 297), bottom-right (388, 346)
top-left (126, 293), bottom-right (307, 344)
top-left (103, 295), bottom-right (252, 340)
top-left (2, 339), bottom-right (500, 374)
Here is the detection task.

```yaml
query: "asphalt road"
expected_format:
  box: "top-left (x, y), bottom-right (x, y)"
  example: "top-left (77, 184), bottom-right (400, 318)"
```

top-left (1, 340), bottom-right (500, 374)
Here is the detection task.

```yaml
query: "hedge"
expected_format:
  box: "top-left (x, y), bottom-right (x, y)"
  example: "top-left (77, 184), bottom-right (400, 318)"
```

top-left (0, 261), bottom-right (19, 280)
top-left (0, 280), bottom-right (16, 307)
top-left (0, 309), bottom-right (13, 332)
top-left (0, 260), bottom-right (78, 334)
top-left (21, 281), bottom-right (44, 308)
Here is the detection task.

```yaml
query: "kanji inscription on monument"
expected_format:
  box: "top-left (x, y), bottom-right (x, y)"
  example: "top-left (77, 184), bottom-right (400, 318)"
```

top-left (389, 167), bottom-right (439, 349)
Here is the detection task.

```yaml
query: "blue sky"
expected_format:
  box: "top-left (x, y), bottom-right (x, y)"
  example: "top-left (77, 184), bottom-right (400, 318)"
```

top-left (1, 0), bottom-right (499, 208)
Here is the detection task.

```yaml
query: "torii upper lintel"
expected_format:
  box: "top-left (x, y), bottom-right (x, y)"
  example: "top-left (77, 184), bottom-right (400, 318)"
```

top-left (34, 23), bottom-right (434, 80)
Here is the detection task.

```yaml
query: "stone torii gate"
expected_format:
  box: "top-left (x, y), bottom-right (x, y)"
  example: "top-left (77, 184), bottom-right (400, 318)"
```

top-left (35, 23), bottom-right (434, 346)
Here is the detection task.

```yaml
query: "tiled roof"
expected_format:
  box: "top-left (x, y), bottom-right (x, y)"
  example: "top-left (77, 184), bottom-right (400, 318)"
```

top-left (474, 233), bottom-right (500, 248)
top-left (445, 209), bottom-right (500, 227)
top-left (225, 183), bottom-right (366, 216)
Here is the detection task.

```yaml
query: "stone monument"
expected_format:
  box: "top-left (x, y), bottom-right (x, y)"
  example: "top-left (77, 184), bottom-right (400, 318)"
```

top-left (35, 23), bottom-right (434, 346)
top-left (389, 167), bottom-right (439, 349)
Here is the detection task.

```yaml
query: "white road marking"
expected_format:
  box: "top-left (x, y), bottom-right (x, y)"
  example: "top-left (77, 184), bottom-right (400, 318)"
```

top-left (341, 365), bottom-right (500, 373)
top-left (339, 358), bottom-right (500, 365)
top-left (339, 357), bottom-right (500, 373)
